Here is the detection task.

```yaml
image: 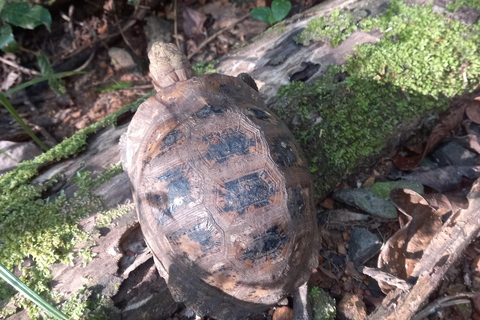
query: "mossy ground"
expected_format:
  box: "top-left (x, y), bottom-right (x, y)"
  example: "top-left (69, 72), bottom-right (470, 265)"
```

top-left (277, 1), bottom-right (479, 196)
top-left (0, 91), bottom-right (154, 319)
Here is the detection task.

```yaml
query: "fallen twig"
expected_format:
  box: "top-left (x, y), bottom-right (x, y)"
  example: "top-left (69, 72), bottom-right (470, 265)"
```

top-left (0, 56), bottom-right (40, 76)
top-left (174, 0), bottom-right (180, 49)
top-left (360, 266), bottom-right (412, 291)
top-left (411, 292), bottom-right (480, 320)
top-left (368, 178), bottom-right (480, 320)
top-left (187, 13), bottom-right (251, 60)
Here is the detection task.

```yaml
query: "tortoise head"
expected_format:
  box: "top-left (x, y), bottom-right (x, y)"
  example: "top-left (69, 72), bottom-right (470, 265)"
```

top-left (148, 42), bottom-right (195, 90)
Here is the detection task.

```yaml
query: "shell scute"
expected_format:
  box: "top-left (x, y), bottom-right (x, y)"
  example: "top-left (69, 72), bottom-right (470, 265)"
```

top-left (123, 73), bottom-right (319, 319)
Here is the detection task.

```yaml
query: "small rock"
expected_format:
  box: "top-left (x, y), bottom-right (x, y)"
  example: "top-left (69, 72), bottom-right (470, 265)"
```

top-left (332, 188), bottom-right (398, 218)
top-left (309, 287), bottom-right (336, 320)
top-left (108, 47), bottom-right (136, 70)
top-left (273, 306), bottom-right (293, 320)
top-left (338, 294), bottom-right (367, 320)
top-left (432, 141), bottom-right (477, 167)
top-left (453, 5), bottom-right (480, 25)
top-left (0, 140), bottom-right (42, 174)
top-left (278, 297), bottom-right (289, 306)
top-left (348, 228), bottom-right (382, 265)
top-left (320, 198), bottom-right (334, 209)
top-left (184, 310), bottom-right (195, 318)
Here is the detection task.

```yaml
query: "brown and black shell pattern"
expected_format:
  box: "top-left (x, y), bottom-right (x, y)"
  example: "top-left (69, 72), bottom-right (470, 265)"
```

top-left (121, 73), bottom-right (318, 319)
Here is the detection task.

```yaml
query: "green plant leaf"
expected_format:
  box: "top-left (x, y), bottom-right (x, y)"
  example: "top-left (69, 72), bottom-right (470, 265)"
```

top-left (0, 263), bottom-right (67, 320)
top-left (37, 53), bottom-right (66, 94)
top-left (251, 7), bottom-right (273, 24)
top-left (1, 3), bottom-right (52, 31)
top-left (271, 0), bottom-right (291, 21)
top-left (0, 92), bottom-right (48, 151)
top-left (268, 12), bottom-right (278, 24)
top-left (0, 24), bottom-right (18, 52)
top-left (0, 0), bottom-right (5, 14)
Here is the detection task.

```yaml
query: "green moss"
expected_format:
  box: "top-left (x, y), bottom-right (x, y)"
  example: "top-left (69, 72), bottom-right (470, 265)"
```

top-left (60, 286), bottom-right (118, 320)
top-left (277, 1), bottom-right (479, 196)
top-left (0, 91), bottom-right (154, 318)
top-left (371, 181), bottom-right (424, 199)
top-left (192, 60), bottom-right (217, 76)
top-left (266, 20), bottom-right (286, 34)
top-left (309, 287), bottom-right (336, 320)
top-left (295, 9), bottom-right (358, 47)
top-left (354, 1), bottom-right (480, 97)
top-left (96, 202), bottom-right (134, 228)
top-left (446, 0), bottom-right (480, 12)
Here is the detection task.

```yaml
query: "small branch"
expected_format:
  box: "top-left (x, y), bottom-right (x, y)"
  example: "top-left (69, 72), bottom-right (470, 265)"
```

top-left (360, 266), bottom-right (412, 291)
top-left (0, 56), bottom-right (41, 76)
top-left (412, 292), bottom-right (480, 320)
top-left (187, 13), bottom-right (251, 60)
top-left (174, 0), bottom-right (180, 49)
top-left (112, 0), bottom-right (136, 54)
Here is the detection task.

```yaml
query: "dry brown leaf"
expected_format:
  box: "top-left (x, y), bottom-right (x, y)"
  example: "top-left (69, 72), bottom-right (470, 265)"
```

top-left (466, 101), bottom-right (480, 124)
top-left (183, 7), bottom-right (207, 41)
top-left (457, 120), bottom-right (480, 154)
top-left (423, 193), bottom-right (469, 215)
top-left (377, 189), bottom-right (444, 293)
top-left (199, 2), bottom-right (248, 30)
top-left (1, 71), bottom-right (19, 91)
top-left (394, 102), bottom-right (468, 170)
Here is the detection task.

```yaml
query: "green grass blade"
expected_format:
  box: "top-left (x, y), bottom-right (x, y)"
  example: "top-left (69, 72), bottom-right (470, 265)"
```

top-left (0, 148), bottom-right (17, 162)
top-left (0, 92), bottom-right (49, 151)
top-left (0, 263), bottom-right (68, 320)
top-left (4, 71), bottom-right (85, 96)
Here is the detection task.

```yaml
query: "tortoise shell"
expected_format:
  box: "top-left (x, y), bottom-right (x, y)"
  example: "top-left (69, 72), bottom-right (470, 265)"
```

top-left (121, 48), bottom-right (318, 320)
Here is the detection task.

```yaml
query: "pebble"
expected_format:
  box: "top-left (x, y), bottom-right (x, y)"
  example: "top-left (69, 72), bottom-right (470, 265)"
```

top-left (337, 294), bottom-right (367, 320)
top-left (272, 306), bottom-right (293, 320)
top-left (348, 228), bottom-right (382, 265)
top-left (184, 310), bottom-right (195, 318)
top-left (320, 198), bottom-right (334, 209)
top-left (332, 187), bottom-right (398, 218)
top-left (277, 298), bottom-right (289, 306)
top-left (108, 47), bottom-right (136, 70)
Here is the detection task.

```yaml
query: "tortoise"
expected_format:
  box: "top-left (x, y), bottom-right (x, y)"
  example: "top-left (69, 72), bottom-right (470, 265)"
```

top-left (120, 42), bottom-right (319, 320)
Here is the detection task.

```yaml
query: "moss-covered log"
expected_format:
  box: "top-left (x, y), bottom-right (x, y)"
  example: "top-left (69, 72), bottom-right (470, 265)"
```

top-left (2, 0), bottom-right (480, 318)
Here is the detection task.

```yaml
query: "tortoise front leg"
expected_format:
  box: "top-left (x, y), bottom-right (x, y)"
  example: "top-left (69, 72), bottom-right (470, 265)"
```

top-left (292, 282), bottom-right (312, 320)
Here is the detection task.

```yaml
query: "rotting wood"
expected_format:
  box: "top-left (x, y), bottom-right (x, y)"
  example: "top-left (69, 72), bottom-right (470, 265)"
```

top-left (368, 178), bottom-right (480, 320)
